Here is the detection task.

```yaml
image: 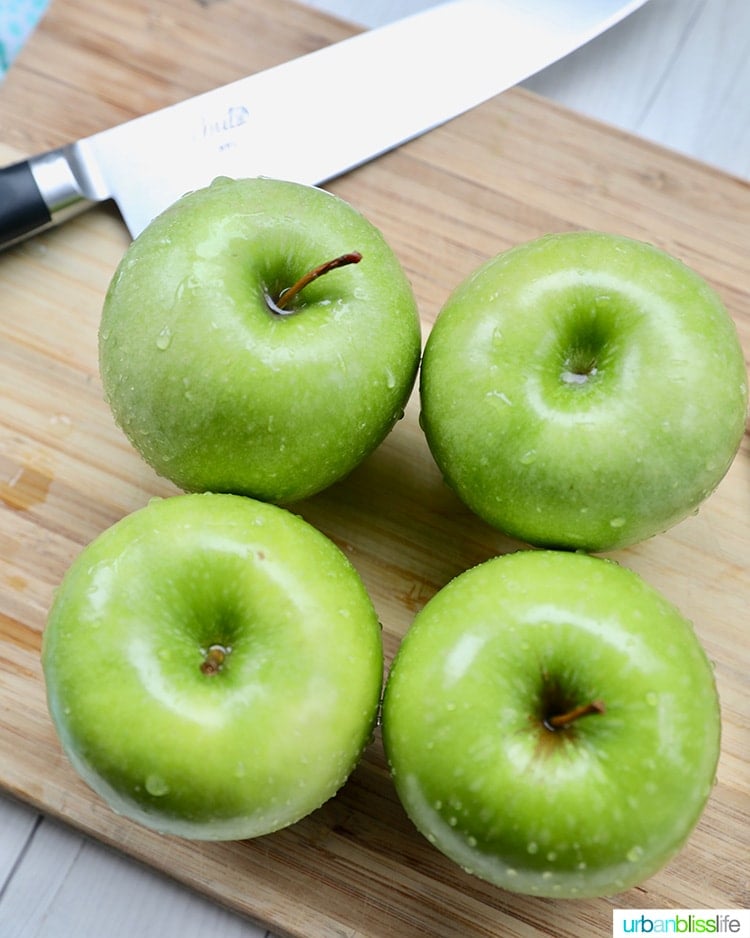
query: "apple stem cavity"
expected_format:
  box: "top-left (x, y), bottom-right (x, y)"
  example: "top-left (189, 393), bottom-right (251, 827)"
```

top-left (545, 699), bottom-right (606, 731)
top-left (270, 251), bottom-right (363, 314)
top-left (561, 350), bottom-right (599, 386)
top-left (200, 643), bottom-right (230, 676)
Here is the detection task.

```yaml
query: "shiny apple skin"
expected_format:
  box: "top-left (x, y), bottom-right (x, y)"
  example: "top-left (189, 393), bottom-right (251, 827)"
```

top-left (42, 493), bottom-right (384, 840)
top-left (420, 231), bottom-right (748, 551)
top-left (99, 176), bottom-right (421, 503)
top-left (382, 550), bottom-right (721, 898)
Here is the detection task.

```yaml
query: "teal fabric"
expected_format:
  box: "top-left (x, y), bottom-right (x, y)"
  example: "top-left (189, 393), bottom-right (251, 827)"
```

top-left (0, 0), bottom-right (50, 76)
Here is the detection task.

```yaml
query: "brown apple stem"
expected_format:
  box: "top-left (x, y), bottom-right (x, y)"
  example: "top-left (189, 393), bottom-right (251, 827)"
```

top-left (200, 644), bottom-right (227, 676)
top-left (547, 699), bottom-right (606, 730)
top-left (273, 251), bottom-right (363, 312)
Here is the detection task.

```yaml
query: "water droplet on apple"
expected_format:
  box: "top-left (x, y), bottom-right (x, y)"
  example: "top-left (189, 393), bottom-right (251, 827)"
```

top-left (519, 450), bottom-right (536, 465)
top-left (546, 851), bottom-right (557, 862)
top-left (448, 816), bottom-right (458, 827)
top-left (49, 413), bottom-right (73, 436)
top-left (385, 369), bottom-right (396, 390)
top-left (626, 846), bottom-right (643, 863)
top-left (467, 836), bottom-right (477, 848)
top-left (527, 842), bottom-right (538, 854)
top-left (561, 369), bottom-right (593, 385)
top-left (577, 861), bottom-right (587, 870)
top-left (486, 389), bottom-right (513, 406)
top-left (155, 326), bottom-right (172, 350)
top-left (145, 774), bottom-right (169, 797)
top-left (609, 517), bottom-right (626, 529)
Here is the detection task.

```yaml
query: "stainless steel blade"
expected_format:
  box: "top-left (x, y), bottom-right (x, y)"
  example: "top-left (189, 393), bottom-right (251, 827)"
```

top-left (0, 0), bottom-right (649, 247)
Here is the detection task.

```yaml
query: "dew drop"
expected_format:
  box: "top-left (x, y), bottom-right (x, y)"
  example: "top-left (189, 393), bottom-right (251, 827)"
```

top-left (49, 413), bottom-right (73, 434)
top-left (627, 845), bottom-right (644, 863)
top-left (609, 517), bottom-right (626, 529)
top-left (155, 326), bottom-right (172, 350)
top-left (527, 841), bottom-right (538, 854)
top-left (519, 450), bottom-right (537, 465)
top-left (145, 774), bottom-right (169, 797)
top-left (561, 368), bottom-right (594, 385)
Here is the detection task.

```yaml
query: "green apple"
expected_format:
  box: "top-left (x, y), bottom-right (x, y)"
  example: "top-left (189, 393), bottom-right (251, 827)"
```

top-left (42, 493), bottom-right (383, 840)
top-left (420, 231), bottom-right (748, 551)
top-left (381, 550), bottom-right (721, 898)
top-left (99, 176), bottom-right (421, 503)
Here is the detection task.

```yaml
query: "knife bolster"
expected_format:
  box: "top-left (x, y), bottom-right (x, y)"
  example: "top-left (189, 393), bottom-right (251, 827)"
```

top-left (0, 148), bottom-right (101, 250)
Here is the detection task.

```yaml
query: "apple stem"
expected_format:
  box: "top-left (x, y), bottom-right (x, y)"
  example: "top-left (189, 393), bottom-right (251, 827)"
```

top-left (546, 699), bottom-right (606, 730)
top-left (271, 251), bottom-right (363, 313)
top-left (200, 644), bottom-right (228, 676)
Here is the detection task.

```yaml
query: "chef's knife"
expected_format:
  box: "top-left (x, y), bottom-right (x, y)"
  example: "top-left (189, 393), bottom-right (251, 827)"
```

top-left (0, 0), bottom-right (649, 250)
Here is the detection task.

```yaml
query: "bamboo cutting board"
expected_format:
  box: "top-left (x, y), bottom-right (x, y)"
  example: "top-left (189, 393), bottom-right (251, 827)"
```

top-left (1, 1), bottom-right (748, 935)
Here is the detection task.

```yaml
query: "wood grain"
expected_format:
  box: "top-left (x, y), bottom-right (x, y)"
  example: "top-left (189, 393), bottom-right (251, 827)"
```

top-left (1, 0), bottom-right (748, 935)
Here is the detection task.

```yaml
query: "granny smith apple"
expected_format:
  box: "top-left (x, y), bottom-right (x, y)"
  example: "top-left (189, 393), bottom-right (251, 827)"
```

top-left (42, 493), bottom-right (384, 840)
top-left (381, 550), bottom-right (721, 898)
top-left (99, 176), bottom-right (421, 503)
top-left (420, 231), bottom-right (748, 551)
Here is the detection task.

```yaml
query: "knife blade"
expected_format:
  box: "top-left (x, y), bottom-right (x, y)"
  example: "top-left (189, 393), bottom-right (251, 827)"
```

top-left (0, 0), bottom-right (649, 250)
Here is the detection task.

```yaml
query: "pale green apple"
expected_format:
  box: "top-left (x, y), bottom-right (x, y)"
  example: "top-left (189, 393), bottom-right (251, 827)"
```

top-left (42, 493), bottom-right (383, 840)
top-left (420, 231), bottom-right (748, 551)
top-left (382, 550), bottom-right (721, 898)
top-left (99, 176), bottom-right (421, 503)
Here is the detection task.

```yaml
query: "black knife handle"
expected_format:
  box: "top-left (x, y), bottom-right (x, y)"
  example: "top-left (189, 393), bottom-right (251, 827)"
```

top-left (0, 149), bottom-right (101, 252)
top-left (0, 159), bottom-right (52, 249)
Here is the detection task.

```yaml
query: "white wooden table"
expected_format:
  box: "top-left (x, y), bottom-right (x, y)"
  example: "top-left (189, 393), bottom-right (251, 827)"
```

top-left (1, 1), bottom-right (748, 935)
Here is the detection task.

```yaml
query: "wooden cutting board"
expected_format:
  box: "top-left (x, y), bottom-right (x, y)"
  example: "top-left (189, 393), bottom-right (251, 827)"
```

top-left (1, 1), bottom-right (748, 935)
